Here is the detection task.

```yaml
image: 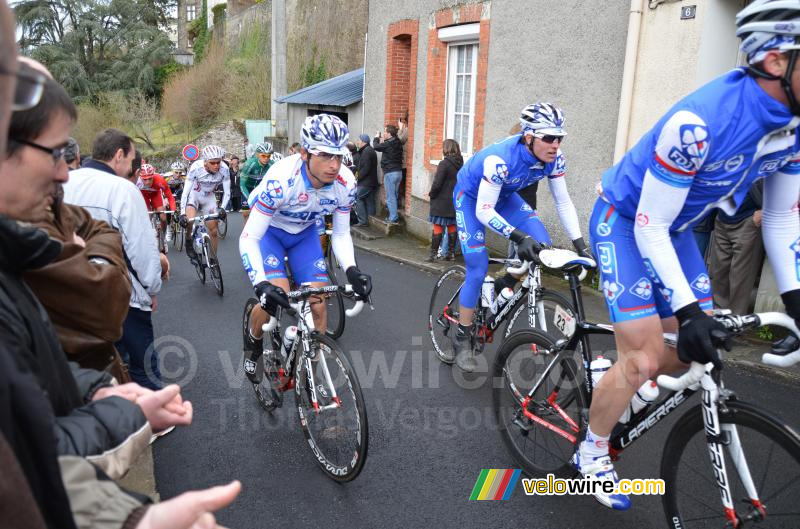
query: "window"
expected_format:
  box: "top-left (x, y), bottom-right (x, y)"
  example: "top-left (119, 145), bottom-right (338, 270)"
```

top-left (186, 4), bottom-right (197, 21)
top-left (445, 42), bottom-right (478, 156)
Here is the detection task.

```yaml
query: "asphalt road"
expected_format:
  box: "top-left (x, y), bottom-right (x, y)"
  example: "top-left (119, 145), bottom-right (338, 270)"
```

top-left (152, 213), bottom-right (800, 528)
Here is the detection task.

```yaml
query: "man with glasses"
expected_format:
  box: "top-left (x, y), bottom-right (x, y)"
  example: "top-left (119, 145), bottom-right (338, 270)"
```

top-left (178, 144), bottom-right (229, 266)
top-left (239, 141), bottom-right (274, 221)
top-left (239, 114), bottom-right (372, 390)
top-left (445, 102), bottom-right (590, 373)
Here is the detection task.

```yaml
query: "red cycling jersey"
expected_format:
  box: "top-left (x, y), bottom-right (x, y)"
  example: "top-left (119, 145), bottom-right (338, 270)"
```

top-left (137, 174), bottom-right (176, 212)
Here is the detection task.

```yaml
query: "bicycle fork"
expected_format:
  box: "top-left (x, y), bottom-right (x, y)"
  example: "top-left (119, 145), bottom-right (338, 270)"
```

top-left (300, 332), bottom-right (342, 413)
top-left (700, 374), bottom-right (766, 526)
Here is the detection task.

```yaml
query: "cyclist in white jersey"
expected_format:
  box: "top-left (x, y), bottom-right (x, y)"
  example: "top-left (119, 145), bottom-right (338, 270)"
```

top-left (178, 145), bottom-right (230, 265)
top-left (239, 114), bottom-right (373, 384)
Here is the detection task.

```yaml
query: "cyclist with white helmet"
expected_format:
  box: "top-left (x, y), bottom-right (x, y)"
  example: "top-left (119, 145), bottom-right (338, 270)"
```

top-left (239, 141), bottom-right (274, 221)
top-left (574, 0), bottom-right (800, 511)
top-left (179, 144), bottom-right (230, 265)
top-left (447, 102), bottom-right (589, 373)
top-left (239, 114), bottom-right (372, 389)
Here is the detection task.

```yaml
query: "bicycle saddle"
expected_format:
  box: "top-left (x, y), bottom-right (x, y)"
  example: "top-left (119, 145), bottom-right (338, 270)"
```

top-left (538, 248), bottom-right (596, 271)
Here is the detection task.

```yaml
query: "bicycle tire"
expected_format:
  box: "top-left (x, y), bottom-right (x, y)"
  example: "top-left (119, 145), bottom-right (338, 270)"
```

top-left (324, 270), bottom-right (345, 339)
top-left (175, 224), bottom-right (184, 252)
top-left (295, 333), bottom-right (368, 481)
top-left (206, 241), bottom-right (223, 296)
top-left (194, 252), bottom-right (206, 284)
top-left (326, 247), bottom-right (355, 311)
top-left (503, 288), bottom-right (579, 344)
top-left (218, 216), bottom-right (228, 239)
top-left (428, 265), bottom-right (467, 365)
top-left (661, 399), bottom-right (800, 528)
top-left (493, 329), bottom-right (586, 478)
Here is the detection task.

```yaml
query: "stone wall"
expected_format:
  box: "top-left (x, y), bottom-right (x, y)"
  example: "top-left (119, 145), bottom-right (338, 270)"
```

top-left (225, 1), bottom-right (271, 44)
top-left (193, 120), bottom-right (249, 159)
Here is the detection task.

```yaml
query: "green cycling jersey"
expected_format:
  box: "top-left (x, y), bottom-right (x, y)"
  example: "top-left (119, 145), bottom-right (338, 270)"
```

top-left (240, 157), bottom-right (273, 199)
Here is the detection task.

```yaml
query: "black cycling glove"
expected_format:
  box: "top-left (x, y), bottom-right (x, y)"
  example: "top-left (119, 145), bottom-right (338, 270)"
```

top-left (675, 302), bottom-right (730, 370)
top-left (510, 229), bottom-right (542, 263)
top-left (572, 237), bottom-right (594, 261)
top-left (254, 281), bottom-right (291, 316)
top-left (178, 214), bottom-right (188, 228)
top-left (346, 266), bottom-right (372, 298)
top-left (217, 208), bottom-right (227, 221)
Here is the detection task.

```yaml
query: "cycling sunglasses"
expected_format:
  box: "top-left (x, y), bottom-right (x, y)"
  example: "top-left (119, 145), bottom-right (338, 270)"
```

top-left (0, 64), bottom-right (47, 111)
top-left (535, 134), bottom-right (565, 145)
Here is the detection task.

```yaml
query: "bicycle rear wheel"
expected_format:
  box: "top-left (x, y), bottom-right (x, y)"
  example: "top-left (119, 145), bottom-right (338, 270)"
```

top-left (295, 334), bottom-right (368, 481)
top-left (428, 265), bottom-right (466, 364)
top-left (503, 289), bottom-right (579, 344)
top-left (662, 400), bottom-right (800, 528)
top-left (493, 329), bottom-right (586, 477)
top-left (206, 241), bottom-right (223, 296)
top-left (218, 216), bottom-right (228, 239)
top-left (324, 270), bottom-right (345, 339)
top-left (175, 224), bottom-right (184, 252)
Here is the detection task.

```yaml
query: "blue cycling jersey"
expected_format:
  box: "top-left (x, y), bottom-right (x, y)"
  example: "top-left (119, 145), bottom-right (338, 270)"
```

top-left (601, 68), bottom-right (800, 232)
top-left (456, 133), bottom-right (565, 200)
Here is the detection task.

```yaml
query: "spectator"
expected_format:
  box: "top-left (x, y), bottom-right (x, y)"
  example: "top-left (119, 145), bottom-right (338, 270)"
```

top-left (427, 139), bottom-right (462, 261)
top-left (288, 141), bottom-right (301, 155)
top-left (229, 155), bottom-right (242, 212)
top-left (397, 117), bottom-right (409, 209)
top-left (373, 123), bottom-right (404, 224)
top-left (64, 136), bottom-right (80, 169)
top-left (708, 179), bottom-right (764, 315)
top-left (354, 133), bottom-right (378, 226)
top-left (243, 138), bottom-right (254, 161)
top-left (345, 141), bottom-right (357, 172)
top-left (64, 129), bottom-right (168, 390)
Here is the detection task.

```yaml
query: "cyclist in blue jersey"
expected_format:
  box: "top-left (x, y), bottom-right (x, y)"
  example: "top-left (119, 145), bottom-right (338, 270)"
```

top-left (449, 102), bottom-right (591, 373)
top-left (239, 114), bottom-right (372, 386)
top-left (575, 0), bottom-right (800, 511)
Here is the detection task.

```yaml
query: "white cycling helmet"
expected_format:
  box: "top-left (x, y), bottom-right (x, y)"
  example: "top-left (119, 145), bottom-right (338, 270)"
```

top-left (270, 152), bottom-right (283, 162)
top-left (170, 161), bottom-right (186, 172)
top-left (343, 151), bottom-right (354, 167)
top-left (300, 114), bottom-right (350, 155)
top-left (255, 142), bottom-right (273, 155)
top-left (201, 144), bottom-right (225, 160)
top-left (519, 102), bottom-right (566, 137)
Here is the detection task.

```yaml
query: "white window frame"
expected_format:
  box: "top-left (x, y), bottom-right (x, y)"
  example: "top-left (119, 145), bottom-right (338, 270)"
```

top-left (186, 4), bottom-right (197, 21)
top-left (444, 42), bottom-right (478, 157)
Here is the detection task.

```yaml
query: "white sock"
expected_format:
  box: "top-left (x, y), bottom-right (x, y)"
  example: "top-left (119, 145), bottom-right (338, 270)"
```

top-left (580, 426), bottom-right (610, 460)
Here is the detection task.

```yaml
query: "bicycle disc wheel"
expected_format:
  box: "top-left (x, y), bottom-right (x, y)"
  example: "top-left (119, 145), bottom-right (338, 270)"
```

top-left (493, 329), bottom-right (586, 477)
top-left (324, 270), bottom-right (345, 339)
top-left (662, 400), bottom-right (800, 528)
top-left (428, 265), bottom-right (466, 364)
top-left (218, 217), bottom-right (228, 239)
top-left (206, 242), bottom-right (223, 296)
top-left (503, 289), bottom-right (578, 344)
top-left (295, 334), bottom-right (368, 481)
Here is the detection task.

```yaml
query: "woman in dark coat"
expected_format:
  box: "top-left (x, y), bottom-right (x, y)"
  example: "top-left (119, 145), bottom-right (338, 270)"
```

top-left (427, 139), bottom-right (463, 261)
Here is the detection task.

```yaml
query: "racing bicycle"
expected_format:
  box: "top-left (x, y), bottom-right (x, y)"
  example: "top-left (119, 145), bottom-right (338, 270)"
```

top-left (187, 213), bottom-right (224, 296)
top-left (148, 210), bottom-right (172, 254)
top-left (492, 248), bottom-right (800, 528)
top-left (242, 285), bottom-right (369, 481)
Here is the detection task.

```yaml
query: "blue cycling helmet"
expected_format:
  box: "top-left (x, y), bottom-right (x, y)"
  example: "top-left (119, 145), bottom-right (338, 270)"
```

top-left (300, 114), bottom-right (350, 155)
top-left (519, 102), bottom-right (566, 137)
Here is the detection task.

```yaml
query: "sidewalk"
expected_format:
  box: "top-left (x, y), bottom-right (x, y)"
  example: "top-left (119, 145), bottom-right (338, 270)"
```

top-left (351, 225), bottom-right (800, 383)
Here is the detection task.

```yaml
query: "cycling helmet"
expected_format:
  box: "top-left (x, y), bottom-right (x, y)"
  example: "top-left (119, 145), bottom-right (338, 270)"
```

top-left (343, 151), bottom-right (354, 167)
top-left (255, 142), bottom-right (273, 155)
top-left (270, 152), bottom-right (283, 162)
top-left (201, 144), bottom-right (225, 160)
top-left (737, 0), bottom-right (800, 115)
top-left (140, 163), bottom-right (155, 177)
top-left (300, 114), bottom-right (349, 155)
top-left (520, 103), bottom-right (566, 136)
top-left (63, 137), bottom-right (79, 164)
top-left (170, 161), bottom-right (186, 173)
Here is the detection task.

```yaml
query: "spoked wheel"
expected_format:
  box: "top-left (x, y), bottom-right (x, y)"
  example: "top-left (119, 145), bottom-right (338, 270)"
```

top-left (175, 224), bottom-right (184, 252)
top-left (493, 329), bottom-right (586, 478)
top-left (324, 269), bottom-right (345, 339)
top-left (428, 265), bottom-right (466, 364)
top-left (326, 248), bottom-right (356, 313)
top-left (295, 333), bottom-right (368, 481)
top-left (218, 216), bottom-right (228, 239)
top-left (206, 242), bottom-right (223, 296)
top-left (503, 289), bottom-right (579, 345)
top-left (244, 299), bottom-right (289, 412)
top-left (662, 400), bottom-right (800, 528)
top-left (194, 250), bottom-right (206, 284)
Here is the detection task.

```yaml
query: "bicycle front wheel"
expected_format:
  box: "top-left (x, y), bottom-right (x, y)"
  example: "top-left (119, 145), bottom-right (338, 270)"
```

top-left (175, 224), bottom-right (184, 252)
top-left (324, 270), bottom-right (345, 339)
top-left (206, 241), bottom-right (223, 296)
top-left (662, 400), bottom-right (800, 528)
top-left (295, 334), bottom-right (368, 481)
top-left (428, 265), bottom-right (466, 364)
top-left (493, 329), bottom-right (586, 477)
top-left (503, 289), bottom-right (578, 344)
top-left (218, 216), bottom-right (228, 239)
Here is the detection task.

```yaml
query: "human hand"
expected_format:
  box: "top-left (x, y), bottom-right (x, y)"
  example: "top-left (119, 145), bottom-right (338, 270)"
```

top-left (136, 384), bottom-right (193, 433)
top-left (160, 253), bottom-right (170, 280)
top-left (93, 383), bottom-right (187, 415)
top-left (753, 210), bottom-right (762, 227)
top-left (135, 481), bottom-right (241, 529)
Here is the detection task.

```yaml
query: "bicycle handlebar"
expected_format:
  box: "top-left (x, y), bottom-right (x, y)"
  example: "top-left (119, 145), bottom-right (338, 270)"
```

top-left (259, 284), bottom-right (366, 334)
top-left (187, 213), bottom-right (221, 222)
top-left (657, 362), bottom-right (708, 392)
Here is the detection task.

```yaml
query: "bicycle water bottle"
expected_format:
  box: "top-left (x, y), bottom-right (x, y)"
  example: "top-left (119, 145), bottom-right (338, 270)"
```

top-left (619, 380), bottom-right (660, 424)
top-left (481, 275), bottom-right (495, 309)
top-left (281, 326), bottom-right (298, 359)
top-left (493, 287), bottom-right (514, 313)
top-left (590, 356), bottom-right (612, 388)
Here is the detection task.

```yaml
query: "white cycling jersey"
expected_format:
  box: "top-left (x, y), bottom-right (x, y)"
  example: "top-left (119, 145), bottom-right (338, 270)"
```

top-left (180, 159), bottom-right (230, 214)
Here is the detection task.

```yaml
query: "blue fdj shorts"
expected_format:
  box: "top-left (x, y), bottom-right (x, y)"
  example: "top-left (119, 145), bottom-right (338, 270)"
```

top-left (258, 224), bottom-right (330, 285)
top-left (589, 198), bottom-right (713, 323)
top-left (453, 183), bottom-right (551, 309)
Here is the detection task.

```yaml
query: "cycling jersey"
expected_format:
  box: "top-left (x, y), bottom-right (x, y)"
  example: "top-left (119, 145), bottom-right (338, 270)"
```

top-left (239, 154), bottom-right (357, 286)
top-left (239, 157), bottom-right (273, 200)
top-left (137, 174), bottom-right (176, 212)
top-left (596, 68), bottom-right (800, 317)
top-left (180, 160), bottom-right (230, 214)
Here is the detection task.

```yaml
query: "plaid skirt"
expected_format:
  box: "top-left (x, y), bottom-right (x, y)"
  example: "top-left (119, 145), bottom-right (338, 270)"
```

top-left (429, 215), bottom-right (455, 226)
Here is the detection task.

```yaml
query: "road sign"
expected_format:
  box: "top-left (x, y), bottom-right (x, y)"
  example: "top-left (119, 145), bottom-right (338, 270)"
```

top-left (182, 144), bottom-right (199, 161)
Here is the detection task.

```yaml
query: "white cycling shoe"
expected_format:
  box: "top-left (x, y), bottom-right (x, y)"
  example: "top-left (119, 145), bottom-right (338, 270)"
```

top-left (572, 449), bottom-right (632, 511)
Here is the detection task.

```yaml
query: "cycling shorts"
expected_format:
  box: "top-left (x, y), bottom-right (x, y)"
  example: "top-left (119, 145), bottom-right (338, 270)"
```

top-left (589, 198), bottom-right (713, 323)
top-left (454, 183), bottom-right (551, 309)
top-left (258, 224), bottom-right (330, 285)
top-left (186, 191), bottom-right (217, 215)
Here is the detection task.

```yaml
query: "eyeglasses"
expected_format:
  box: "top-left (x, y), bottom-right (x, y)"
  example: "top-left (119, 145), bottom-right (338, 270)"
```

top-left (11, 137), bottom-right (68, 164)
top-left (312, 151), bottom-right (343, 162)
top-left (0, 64), bottom-right (47, 111)
top-left (535, 134), bottom-right (564, 145)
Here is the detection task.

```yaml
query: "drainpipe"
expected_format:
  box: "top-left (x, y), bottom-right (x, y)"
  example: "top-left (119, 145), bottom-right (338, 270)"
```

top-left (613, 0), bottom-right (645, 164)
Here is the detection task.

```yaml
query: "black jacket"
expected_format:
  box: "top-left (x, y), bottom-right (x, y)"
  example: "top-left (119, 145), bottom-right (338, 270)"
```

top-left (356, 144), bottom-right (379, 188)
top-left (373, 135), bottom-right (404, 173)
top-left (429, 155), bottom-right (462, 218)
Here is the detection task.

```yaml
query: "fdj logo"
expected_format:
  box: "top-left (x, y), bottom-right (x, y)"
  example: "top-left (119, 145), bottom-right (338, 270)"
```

top-left (314, 259), bottom-right (326, 272)
top-left (692, 273), bottom-right (711, 294)
top-left (265, 180), bottom-right (283, 199)
top-left (488, 217), bottom-right (509, 235)
top-left (265, 254), bottom-right (280, 268)
top-left (668, 124), bottom-right (708, 173)
top-left (597, 242), bottom-right (625, 305)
